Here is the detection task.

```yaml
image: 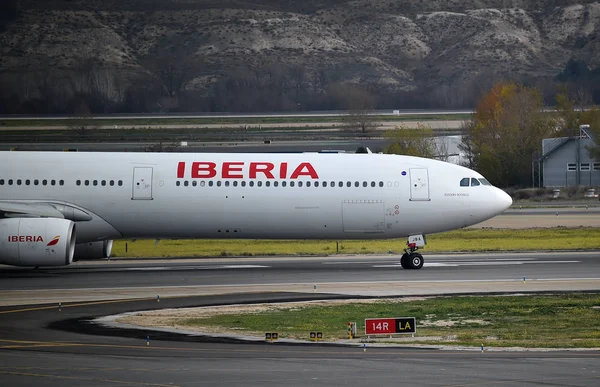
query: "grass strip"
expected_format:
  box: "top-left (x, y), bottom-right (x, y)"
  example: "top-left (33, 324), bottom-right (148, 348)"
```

top-left (179, 294), bottom-right (600, 348)
top-left (111, 228), bottom-right (600, 258)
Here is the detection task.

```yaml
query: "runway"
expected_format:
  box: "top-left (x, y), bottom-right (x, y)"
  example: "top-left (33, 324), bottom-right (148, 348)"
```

top-left (1, 252), bottom-right (599, 386)
top-left (2, 252), bottom-right (600, 301)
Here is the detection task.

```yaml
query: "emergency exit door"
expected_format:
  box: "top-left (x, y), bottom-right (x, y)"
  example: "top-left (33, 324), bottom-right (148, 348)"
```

top-left (409, 168), bottom-right (430, 201)
top-left (132, 167), bottom-right (153, 200)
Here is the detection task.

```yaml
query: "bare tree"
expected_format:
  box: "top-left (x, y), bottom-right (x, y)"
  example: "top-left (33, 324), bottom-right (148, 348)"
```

top-left (434, 136), bottom-right (451, 162)
top-left (69, 100), bottom-right (95, 134)
top-left (146, 43), bottom-right (199, 108)
top-left (339, 84), bottom-right (378, 134)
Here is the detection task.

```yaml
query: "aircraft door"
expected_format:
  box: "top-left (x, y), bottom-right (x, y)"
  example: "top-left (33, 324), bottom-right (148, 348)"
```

top-left (409, 168), bottom-right (430, 201)
top-left (132, 167), bottom-right (153, 200)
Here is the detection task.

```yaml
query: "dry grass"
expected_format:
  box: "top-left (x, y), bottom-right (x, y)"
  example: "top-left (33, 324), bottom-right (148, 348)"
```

top-left (111, 228), bottom-right (600, 258)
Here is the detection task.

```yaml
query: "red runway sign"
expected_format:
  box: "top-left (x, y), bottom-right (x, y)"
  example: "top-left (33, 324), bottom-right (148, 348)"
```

top-left (365, 317), bottom-right (416, 335)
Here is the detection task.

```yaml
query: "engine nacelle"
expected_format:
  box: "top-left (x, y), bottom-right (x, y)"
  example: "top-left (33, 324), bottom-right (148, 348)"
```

top-left (73, 240), bottom-right (113, 260)
top-left (0, 218), bottom-right (76, 267)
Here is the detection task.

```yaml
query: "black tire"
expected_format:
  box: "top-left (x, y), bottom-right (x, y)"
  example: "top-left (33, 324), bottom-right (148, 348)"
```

top-left (400, 253), bottom-right (410, 269)
top-left (407, 253), bottom-right (424, 270)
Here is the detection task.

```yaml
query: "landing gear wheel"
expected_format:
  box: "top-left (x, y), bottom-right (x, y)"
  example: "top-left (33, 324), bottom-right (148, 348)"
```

top-left (400, 253), bottom-right (410, 269)
top-left (407, 253), bottom-right (424, 270)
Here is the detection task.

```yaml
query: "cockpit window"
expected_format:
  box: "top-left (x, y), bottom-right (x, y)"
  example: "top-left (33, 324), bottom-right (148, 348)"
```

top-left (460, 178), bottom-right (470, 187)
top-left (478, 178), bottom-right (491, 186)
top-left (470, 178), bottom-right (480, 186)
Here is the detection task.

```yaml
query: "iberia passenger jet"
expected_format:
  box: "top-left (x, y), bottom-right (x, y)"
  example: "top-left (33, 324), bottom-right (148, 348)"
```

top-left (0, 151), bottom-right (512, 269)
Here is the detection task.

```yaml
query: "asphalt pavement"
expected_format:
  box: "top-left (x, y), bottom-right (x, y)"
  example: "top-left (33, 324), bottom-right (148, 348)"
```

top-left (1, 252), bottom-right (599, 386)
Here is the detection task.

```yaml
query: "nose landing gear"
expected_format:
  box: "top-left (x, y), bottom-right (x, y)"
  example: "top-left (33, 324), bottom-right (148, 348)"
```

top-left (401, 235), bottom-right (426, 270)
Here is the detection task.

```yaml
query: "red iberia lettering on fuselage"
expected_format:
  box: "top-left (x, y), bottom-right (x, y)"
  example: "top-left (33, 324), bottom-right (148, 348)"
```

top-left (176, 162), bottom-right (319, 179)
top-left (8, 236), bottom-right (44, 242)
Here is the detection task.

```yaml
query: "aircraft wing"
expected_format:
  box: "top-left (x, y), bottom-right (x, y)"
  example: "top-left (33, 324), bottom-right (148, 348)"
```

top-left (0, 201), bottom-right (66, 219)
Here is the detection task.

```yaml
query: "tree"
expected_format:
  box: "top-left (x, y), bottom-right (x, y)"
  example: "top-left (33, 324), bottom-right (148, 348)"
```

top-left (460, 82), bottom-right (555, 187)
top-left (144, 40), bottom-right (199, 111)
top-left (555, 87), bottom-right (600, 160)
top-left (69, 100), bottom-right (95, 134)
top-left (337, 84), bottom-right (378, 134)
top-left (384, 124), bottom-right (437, 158)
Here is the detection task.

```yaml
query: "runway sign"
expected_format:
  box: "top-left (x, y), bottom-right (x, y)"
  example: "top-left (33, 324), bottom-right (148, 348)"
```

top-left (365, 317), bottom-right (416, 335)
top-left (265, 332), bottom-right (279, 341)
top-left (310, 332), bottom-right (323, 341)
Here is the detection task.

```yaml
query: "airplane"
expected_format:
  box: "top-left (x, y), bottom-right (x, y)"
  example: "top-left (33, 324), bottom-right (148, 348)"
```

top-left (0, 150), bottom-right (512, 269)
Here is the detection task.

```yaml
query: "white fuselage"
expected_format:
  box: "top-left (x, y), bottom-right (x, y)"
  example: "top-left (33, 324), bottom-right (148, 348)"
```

top-left (0, 151), bottom-right (511, 243)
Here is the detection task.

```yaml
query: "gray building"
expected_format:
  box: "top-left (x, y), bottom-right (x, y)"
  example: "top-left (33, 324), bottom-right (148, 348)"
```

top-left (541, 127), bottom-right (600, 188)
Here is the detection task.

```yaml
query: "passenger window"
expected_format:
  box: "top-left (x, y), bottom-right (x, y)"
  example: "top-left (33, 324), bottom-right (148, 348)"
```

top-left (265, 181), bottom-right (269, 187)
top-left (93, 180), bottom-right (98, 186)
top-left (460, 178), bottom-right (470, 187)
top-left (290, 181), bottom-right (295, 187)
top-left (241, 181), bottom-right (246, 187)
top-left (209, 181), bottom-right (214, 187)
top-left (346, 181), bottom-right (351, 187)
top-left (298, 181), bottom-right (303, 187)
top-left (76, 180), bottom-right (81, 186)
top-left (217, 181), bottom-right (222, 187)
top-left (85, 180), bottom-right (89, 186)
top-left (17, 179), bottom-right (22, 185)
top-left (9, 179), bottom-right (13, 185)
top-left (0, 179), bottom-right (4, 185)
top-left (176, 181), bottom-right (181, 187)
top-left (51, 180), bottom-right (55, 186)
top-left (306, 181), bottom-right (311, 187)
top-left (257, 181), bottom-right (262, 187)
top-left (339, 181), bottom-right (343, 187)
top-left (184, 181), bottom-right (189, 187)
top-left (379, 181), bottom-right (384, 187)
top-left (26, 180), bottom-right (30, 186)
top-left (273, 181), bottom-right (278, 187)
top-left (363, 181), bottom-right (368, 187)
top-left (43, 179), bottom-right (47, 185)
top-left (471, 178), bottom-right (480, 186)
top-left (59, 180), bottom-right (64, 186)
top-left (102, 180), bottom-right (106, 186)
top-left (282, 181), bottom-right (287, 187)
top-left (314, 181), bottom-right (319, 187)
top-left (323, 181), bottom-right (327, 187)
top-left (225, 181), bottom-right (230, 187)
top-left (118, 180), bottom-right (123, 186)
top-left (249, 181), bottom-right (254, 187)
top-left (354, 181), bottom-right (359, 187)
top-left (233, 181), bottom-right (238, 187)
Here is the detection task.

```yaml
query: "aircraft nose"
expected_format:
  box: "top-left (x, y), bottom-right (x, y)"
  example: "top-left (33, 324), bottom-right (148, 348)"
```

top-left (496, 188), bottom-right (513, 213)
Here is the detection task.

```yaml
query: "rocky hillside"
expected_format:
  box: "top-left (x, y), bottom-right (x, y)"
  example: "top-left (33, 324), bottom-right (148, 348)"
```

top-left (1, 0), bottom-right (600, 112)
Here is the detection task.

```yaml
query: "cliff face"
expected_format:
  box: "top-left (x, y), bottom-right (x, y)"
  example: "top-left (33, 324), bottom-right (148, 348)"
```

top-left (1, 0), bottom-right (600, 112)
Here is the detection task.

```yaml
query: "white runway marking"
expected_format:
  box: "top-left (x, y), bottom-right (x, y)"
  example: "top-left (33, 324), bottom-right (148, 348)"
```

top-left (324, 258), bottom-right (538, 265)
top-left (121, 265), bottom-right (269, 271)
top-left (373, 260), bottom-right (579, 268)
